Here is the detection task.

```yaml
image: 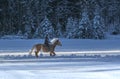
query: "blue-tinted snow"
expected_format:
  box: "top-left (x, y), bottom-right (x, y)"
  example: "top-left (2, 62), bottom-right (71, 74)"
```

top-left (0, 39), bottom-right (120, 79)
top-left (0, 39), bottom-right (120, 54)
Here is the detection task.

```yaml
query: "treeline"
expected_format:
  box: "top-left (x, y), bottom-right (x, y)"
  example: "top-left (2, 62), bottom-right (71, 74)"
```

top-left (0, 0), bottom-right (120, 39)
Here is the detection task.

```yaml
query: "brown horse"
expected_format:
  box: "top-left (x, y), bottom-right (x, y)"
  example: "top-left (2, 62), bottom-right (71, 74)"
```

top-left (29, 38), bottom-right (62, 58)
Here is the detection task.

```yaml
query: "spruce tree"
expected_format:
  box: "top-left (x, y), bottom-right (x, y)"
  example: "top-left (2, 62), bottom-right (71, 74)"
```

top-left (56, 22), bottom-right (62, 37)
top-left (93, 5), bottom-right (105, 39)
top-left (34, 16), bottom-right (54, 38)
top-left (66, 17), bottom-right (73, 38)
top-left (66, 17), bottom-right (79, 38)
top-left (24, 4), bottom-right (35, 39)
top-left (78, 8), bottom-right (93, 39)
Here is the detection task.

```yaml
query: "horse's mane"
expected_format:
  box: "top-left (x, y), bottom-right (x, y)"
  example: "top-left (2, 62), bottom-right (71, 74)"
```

top-left (50, 38), bottom-right (59, 44)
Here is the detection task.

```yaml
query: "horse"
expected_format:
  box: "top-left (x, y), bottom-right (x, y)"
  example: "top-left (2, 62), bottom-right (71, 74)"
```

top-left (29, 38), bottom-right (62, 58)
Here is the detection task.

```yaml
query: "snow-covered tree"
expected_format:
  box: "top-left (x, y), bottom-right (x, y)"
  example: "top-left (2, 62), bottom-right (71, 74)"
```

top-left (110, 0), bottom-right (120, 35)
top-left (66, 17), bottom-right (73, 38)
top-left (93, 5), bottom-right (105, 39)
top-left (0, 0), bottom-right (120, 39)
top-left (77, 8), bottom-right (93, 39)
top-left (24, 5), bottom-right (35, 39)
top-left (56, 22), bottom-right (63, 37)
top-left (34, 16), bottom-right (54, 38)
top-left (56, 0), bottom-right (73, 28)
top-left (112, 21), bottom-right (120, 35)
top-left (66, 17), bottom-right (73, 35)
top-left (17, 30), bottom-right (22, 36)
top-left (66, 17), bottom-right (79, 38)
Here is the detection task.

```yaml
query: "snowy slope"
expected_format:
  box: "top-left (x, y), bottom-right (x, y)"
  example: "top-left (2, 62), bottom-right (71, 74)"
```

top-left (0, 39), bottom-right (120, 79)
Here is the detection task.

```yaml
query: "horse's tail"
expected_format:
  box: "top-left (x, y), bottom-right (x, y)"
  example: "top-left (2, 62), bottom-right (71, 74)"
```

top-left (29, 45), bottom-right (35, 55)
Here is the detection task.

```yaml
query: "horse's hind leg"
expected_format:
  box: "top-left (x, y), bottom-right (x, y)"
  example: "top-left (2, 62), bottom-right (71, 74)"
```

top-left (35, 51), bottom-right (39, 58)
top-left (29, 46), bottom-right (34, 55)
top-left (35, 45), bottom-right (41, 58)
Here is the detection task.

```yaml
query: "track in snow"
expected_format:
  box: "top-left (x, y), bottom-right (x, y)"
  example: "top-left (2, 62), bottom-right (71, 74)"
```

top-left (0, 53), bottom-right (120, 64)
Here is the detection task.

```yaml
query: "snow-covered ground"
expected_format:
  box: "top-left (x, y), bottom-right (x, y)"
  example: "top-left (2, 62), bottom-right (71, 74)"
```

top-left (0, 38), bottom-right (120, 79)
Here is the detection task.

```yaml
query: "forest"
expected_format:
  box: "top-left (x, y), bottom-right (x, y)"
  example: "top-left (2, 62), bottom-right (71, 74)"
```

top-left (0, 0), bottom-right (120, 39)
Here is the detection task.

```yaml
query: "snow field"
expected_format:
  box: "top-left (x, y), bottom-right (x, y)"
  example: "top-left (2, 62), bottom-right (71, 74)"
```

top-left (0, 39), bottom-right (120, 79)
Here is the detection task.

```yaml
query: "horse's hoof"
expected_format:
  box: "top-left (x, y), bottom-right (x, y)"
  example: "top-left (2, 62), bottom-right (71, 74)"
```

top-left (52, 54), bottom-right (56, 57)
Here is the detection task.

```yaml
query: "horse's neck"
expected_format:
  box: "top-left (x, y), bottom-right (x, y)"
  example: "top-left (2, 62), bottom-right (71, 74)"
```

top-left (52, 41), bottom-right (57, 49)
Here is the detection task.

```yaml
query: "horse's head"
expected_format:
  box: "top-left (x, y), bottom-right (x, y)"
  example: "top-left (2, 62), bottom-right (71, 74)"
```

top-left (56, 39), bottom-right (62, 46)
top-left (51, 38), bottom-right (62, 46)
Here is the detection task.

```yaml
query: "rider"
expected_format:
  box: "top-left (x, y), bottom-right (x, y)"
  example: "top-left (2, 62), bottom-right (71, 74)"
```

top-left (44, 34), bottom-right (50, 47)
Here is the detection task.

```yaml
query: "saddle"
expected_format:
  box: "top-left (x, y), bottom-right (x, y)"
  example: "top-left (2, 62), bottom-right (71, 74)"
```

top-left (44, 44), bottom-right (50, 51)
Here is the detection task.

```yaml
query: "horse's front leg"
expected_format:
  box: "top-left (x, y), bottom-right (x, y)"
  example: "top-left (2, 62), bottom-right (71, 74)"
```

top-left (53, 52), bottom-right (56, 56)
top-left (50, 51), bottom-right (56, 56)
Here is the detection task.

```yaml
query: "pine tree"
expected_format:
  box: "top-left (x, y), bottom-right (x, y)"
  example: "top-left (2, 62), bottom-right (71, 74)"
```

top-left (78, 8), bottom-right (93, 39)
top-left (66, 17), bottom-right (79, 38)
top-left (34, 16), bottom-right (54, 38)
top-left (66, 17), bottom-right (73, 38)
top-left (17, 30), bottom-right (22, 36)
top-left (0, 0), bottom-right (120, 39)
top-left (109, 0), bottom-right (120, 35)
top-left (56, 22), bottom-right (62, 37)
top-left (56, 0), bottom-right (72, 29)
top-left (23, 0), bottom-right (35, 39)
top-left (93, 4), bottom-right (105, 39)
